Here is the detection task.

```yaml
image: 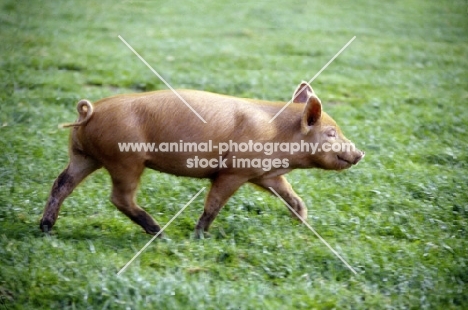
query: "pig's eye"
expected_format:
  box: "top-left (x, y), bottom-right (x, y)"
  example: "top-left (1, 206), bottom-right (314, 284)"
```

top-left (327, 130), bottom-right (337, 138)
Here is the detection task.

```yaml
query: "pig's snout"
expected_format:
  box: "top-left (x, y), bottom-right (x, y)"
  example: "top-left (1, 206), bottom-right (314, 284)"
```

top-left (353, 150), bottom-right (365, 165)
top-left (336, 149), bottom-right (364, 169)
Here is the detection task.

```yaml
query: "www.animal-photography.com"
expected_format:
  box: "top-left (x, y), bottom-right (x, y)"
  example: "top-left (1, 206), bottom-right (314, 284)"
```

top-left (1, 0), bottom-right (467, 309)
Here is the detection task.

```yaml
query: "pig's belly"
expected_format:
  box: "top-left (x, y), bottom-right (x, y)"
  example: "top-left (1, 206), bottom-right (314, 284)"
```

top-left (144, 152), bottom-right (223, 178)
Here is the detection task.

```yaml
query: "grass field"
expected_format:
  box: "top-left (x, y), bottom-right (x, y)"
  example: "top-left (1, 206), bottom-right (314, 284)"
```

top-left (1, 0), bottom-right (467, 309)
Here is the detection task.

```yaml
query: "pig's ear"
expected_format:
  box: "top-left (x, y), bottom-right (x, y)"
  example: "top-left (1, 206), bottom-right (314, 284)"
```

top-left (292, 81), bottom-right (314, 103)
top-left (301, 95), bottom-right (322, 134)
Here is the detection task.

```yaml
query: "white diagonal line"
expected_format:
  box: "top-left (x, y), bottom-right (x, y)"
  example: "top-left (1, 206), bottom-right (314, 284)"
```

top-left (268, 187), bottom-right (358, 275)
top-left (118, 35), bottom-right (207, 123)
top-left (117, 187), bottom-right (206, 276)
top-left (269, 36), bottom-right (356, 123)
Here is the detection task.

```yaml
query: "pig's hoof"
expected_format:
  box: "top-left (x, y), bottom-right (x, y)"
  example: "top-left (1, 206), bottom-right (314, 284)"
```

top-left (39, 219), bottom-right (53, 233)
top-left (194, 229), bottom-right (211, 239)
top-left (144, 225), bottom-right (165, 238)
top-left (292, 208), bottom-right (308, 222)
top-left (146, 229), bottom-right (164, 238)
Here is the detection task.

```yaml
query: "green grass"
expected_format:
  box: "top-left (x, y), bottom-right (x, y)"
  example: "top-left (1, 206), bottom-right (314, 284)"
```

top-left (1, 0), bottom-right (467, 308)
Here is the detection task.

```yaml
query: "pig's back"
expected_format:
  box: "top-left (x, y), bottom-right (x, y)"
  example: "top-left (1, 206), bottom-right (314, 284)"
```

top-left (72, 89), bottom-right (303, 178)
top-left (89, 90), bottom-right (279, 142)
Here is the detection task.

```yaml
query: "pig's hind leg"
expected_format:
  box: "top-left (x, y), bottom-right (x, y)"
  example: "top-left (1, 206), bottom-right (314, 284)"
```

top-left (107, 164), bottom-right (162, 235)
top-left (40, 152), bottom-right (101, 232)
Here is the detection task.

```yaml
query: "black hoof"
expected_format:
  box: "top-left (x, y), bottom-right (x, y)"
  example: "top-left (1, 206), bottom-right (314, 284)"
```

top-left (39, 219), bottom-right (53, 233)
top-left (194, 229), bottom-right (210, 239)
top-left (145, 225), bottom-right (164, 238)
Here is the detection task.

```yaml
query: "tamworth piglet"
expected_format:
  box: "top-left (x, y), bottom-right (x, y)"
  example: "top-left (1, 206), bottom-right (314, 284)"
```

top-left (40, 82), bottom-right (364, 237)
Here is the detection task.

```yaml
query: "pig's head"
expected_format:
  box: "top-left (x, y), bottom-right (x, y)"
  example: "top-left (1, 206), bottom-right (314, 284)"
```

top-left (292, 82), bottom-right (365, 171)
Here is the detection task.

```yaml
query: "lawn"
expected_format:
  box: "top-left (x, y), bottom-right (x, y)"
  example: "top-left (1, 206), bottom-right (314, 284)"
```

top-left (0, 0), bottom-right (467, 309)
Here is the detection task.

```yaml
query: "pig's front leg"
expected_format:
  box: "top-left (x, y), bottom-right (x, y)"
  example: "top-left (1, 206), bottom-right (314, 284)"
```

top-left (195, 174), bottom-right (247, 238)
top-left (251, 175), bottom-right (308, 221)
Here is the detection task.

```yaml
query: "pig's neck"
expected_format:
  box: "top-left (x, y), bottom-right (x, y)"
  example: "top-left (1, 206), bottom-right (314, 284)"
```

top-left (247, 99), bottom-right (323, 170)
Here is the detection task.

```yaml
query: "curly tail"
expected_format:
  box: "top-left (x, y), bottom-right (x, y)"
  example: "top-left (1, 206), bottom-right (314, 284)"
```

top-left (60, 100), bottom-right (94, 128)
